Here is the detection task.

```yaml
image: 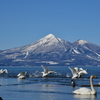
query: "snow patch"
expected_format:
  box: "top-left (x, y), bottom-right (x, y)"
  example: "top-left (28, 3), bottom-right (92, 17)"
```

top-left (86, 55), bottom-right (100, 61)
top-left (95, 52), bottom-right (100, 57)
top-left (13, 59), bottom-right (25, 61)
top-left (78, 40), bottom-right (89, 45)
top-left (36, 61), bottom-right (59, 65)
top-left (73, 48), bottom-right (81, 54)
top-left (45, 34), bottom-right (55, 38)
top-left (24, 51), bottom-right (29, 58)
top-left (70, 48), bottom-right (81, 54)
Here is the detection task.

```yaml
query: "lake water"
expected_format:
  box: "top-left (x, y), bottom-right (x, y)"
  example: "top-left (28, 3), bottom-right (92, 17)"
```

top-left (0, 66), bottom-right (100, 100)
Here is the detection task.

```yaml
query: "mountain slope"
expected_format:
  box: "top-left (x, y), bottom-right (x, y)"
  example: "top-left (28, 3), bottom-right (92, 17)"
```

top-left (0, 34), bottom-right (71, 66)
top-left (61, 39), bottom-right (100, 66)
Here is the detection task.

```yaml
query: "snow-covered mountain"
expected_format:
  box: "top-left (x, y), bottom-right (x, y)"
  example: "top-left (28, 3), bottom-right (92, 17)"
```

top-left (0, 34), bottom-right (100, 66)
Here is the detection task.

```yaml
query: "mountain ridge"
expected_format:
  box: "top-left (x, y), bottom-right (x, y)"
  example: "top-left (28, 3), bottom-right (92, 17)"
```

top-left (0, 34), bottom-right (100, 66)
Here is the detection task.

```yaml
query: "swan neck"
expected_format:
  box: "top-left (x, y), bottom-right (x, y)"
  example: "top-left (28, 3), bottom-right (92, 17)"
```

top-left (90, 76), bottom-right (95, 91)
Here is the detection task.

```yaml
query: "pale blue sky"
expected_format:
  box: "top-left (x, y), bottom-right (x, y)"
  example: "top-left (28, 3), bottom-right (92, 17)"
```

top-left (0, 0), bottom-right (100, 50)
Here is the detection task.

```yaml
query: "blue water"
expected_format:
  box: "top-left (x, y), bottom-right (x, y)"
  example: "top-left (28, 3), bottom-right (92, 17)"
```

top-left (0, 66), bottom-right (100, 100)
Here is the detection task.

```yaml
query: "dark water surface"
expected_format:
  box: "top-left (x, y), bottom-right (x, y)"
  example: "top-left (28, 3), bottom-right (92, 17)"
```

top-left (0, 66), bottom-right (100, 100)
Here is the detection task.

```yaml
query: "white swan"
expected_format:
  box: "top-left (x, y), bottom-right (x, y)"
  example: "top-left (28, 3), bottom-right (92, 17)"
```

top-left (41, 65), bottom-right (56, 77)
top-left (73, 75), bottom-right (97, 95)
top-left (17, 71), bottom-right (28, 79)
top-left (69, 67), bottom-right (88, 79)
top-left (78, 68), bottom-right (88, 76)
top-left (68, 67), bottom-right (79, 79)
top-left (0, 69), bottom-right (8, 74)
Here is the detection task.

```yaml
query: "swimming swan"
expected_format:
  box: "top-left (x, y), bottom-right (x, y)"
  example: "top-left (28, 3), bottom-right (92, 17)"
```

top-left (73, 75), bottom-right (97, 95)
top-left (17, 71), bottom-right (28, 79)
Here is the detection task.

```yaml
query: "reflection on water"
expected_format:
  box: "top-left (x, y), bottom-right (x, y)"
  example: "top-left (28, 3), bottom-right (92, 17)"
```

top-left (17, 78), bottom-right (26, 82)
top-left (73, 94), bottom-right (96, 100)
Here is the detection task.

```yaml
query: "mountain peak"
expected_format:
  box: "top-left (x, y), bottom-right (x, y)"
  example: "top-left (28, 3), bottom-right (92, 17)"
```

top-left (45, 34), bottom-right (55, 39)
top-left (39, 34), bottom-right (58, 45)
top-left (77, 39), bottom-right (89, 45)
